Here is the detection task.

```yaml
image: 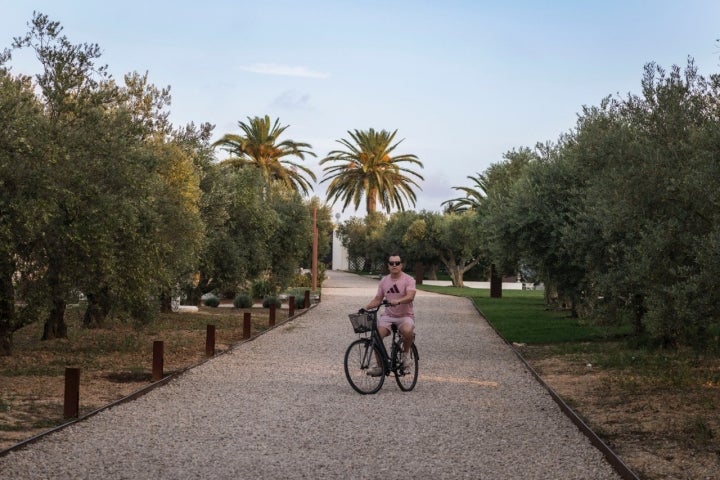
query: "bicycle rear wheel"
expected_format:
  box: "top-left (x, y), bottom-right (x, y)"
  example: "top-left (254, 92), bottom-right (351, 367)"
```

top-left (344, 339), bottom-right (385, 394)
top-left (395, 343), bottom-right (419, 391)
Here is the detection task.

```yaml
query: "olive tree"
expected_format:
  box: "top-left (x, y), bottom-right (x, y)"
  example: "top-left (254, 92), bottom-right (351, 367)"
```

top-left (0, 69), bottom-right (48, 354)
top-left (335, 213), bottom-right (388, 272)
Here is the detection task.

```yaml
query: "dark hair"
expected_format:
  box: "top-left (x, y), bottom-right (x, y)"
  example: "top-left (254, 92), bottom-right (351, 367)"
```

top-left (387, 252), bottom-right (402, 262)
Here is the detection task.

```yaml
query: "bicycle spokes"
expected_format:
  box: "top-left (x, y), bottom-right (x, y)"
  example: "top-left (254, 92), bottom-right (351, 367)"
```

top-left (344, 339), bottom-right (385, 395)
top-left (361, 342), bottom-right (374, 369)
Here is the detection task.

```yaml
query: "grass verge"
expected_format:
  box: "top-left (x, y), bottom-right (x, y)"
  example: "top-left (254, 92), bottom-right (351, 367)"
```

top-left (419, 285), bottom-right (630, 343)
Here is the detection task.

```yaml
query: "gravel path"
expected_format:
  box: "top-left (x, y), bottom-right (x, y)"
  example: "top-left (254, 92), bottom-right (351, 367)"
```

top-left (0, 271), bottom-right (621, 479)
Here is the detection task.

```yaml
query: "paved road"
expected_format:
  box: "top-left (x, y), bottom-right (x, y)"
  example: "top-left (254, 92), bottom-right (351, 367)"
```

top-left (0, 271), bottom-right (621, 479)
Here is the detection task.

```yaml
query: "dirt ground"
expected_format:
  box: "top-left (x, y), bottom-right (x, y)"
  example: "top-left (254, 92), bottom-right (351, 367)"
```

top-left (2, 312), bottom-right (720, 480)
top-left (520, 345), bottom-right (720, 480)
top-left (0, 304), bottom-right (286, 451)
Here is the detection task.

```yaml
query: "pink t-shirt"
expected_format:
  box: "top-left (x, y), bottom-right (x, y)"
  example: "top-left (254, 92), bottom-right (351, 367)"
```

top-left (377, 272), bottom-right (416, 318)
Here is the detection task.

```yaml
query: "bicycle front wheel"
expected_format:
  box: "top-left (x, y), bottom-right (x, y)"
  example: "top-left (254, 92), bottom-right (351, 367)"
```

top-left (344, 339), bottom-right (385, 394)
top-left (395, 343), bottom-right (419, 392)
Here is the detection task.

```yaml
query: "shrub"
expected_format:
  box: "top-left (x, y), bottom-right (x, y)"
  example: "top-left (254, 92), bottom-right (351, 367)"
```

top-left (204, 295), bottom-right (220, 308)
top-left (251, 279), bottom-right (276, 299)
top-left (287, 288), bottom-right (308, 309)
top-left (262, 296), bottom-right (282, 308)
top-left (221, 288), bottom-right (237, 299)
top-left (291, 272), bottom-right (312, 288)
top-left (291, 265), bottom-right (327, 289)
top-left (233, 293), bottom-right (253, 309)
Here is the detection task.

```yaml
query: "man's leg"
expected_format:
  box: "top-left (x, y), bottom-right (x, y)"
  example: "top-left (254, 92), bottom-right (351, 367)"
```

top-left (367, 325), bottom-right (390, 376)
top-left (377, 325), bottom-right (390, 338)
top-left (399, 322), bottom-right (414, 354)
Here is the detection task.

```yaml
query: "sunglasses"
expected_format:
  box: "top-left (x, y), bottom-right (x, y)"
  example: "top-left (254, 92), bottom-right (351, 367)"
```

top-left (388, 261), bottom-right (402, 266)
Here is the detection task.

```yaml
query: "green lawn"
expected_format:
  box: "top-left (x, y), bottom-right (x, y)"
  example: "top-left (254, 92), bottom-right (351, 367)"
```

top-left (417, 285), bottom-right (629, 344)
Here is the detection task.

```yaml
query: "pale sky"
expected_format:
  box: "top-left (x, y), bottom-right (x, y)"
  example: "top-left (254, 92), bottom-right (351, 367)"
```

top-left (2, 1), bottom-right (719, 218)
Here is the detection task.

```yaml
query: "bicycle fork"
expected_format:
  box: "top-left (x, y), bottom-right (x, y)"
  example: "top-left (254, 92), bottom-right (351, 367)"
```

top-left (361, 341), bottom-right (375, 370)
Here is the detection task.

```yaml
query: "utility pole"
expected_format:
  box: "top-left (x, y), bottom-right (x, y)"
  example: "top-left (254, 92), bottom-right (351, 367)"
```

top-left (312, 205), bottom-right (318, 291)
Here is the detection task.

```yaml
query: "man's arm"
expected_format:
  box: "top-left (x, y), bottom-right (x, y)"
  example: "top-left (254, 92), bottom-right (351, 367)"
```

top-left (365, 292), bottom-right (385, 310)
top-left (388, 289), bottom-right (416, 306)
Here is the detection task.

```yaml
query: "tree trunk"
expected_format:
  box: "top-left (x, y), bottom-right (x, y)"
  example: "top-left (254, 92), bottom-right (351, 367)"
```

top-left (363, 256), bottom-right (373, 273)
top-left (184, 285), bottom-right (202, 307)
top-left (489, 264), bottom-right (502, 298)
top-left (159, 291), bottom-right (173, 314)
top-left (632, 293), bottom-right (646, 336)
top-left (0, 318), bottom-right (12, 356)
top-left (0, 259), bottom-right (15, 356)
top-left (413, 262), bottom-right (424, 285)
top-left (42, 261), bottom-right (68, 340)
top-left (83, 288), bottom-right (111, 328)
top-left (450, 265), bottom-right (465, 288)
top-left (366, 190), bottom-right (377, 215)
top-left (569, 299), bottom-right (578, 318)
top-left (42, 297), bottom-right (68, 340)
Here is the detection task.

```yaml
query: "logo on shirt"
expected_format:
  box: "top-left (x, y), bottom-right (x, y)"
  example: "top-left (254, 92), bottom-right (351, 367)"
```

top-left (386, 284), bottom-right (400, 294)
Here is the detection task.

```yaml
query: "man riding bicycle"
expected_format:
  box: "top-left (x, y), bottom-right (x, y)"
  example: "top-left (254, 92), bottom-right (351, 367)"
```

top-left (363, 253), bottom-right (416, 376)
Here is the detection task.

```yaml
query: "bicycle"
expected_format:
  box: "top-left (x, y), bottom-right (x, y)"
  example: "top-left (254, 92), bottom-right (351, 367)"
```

top-left (343, 301), bottom-right (419, 394)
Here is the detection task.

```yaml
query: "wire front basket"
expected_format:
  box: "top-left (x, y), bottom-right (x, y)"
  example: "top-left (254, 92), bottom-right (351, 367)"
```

top-left (348, 312), bottom-right (374, 333)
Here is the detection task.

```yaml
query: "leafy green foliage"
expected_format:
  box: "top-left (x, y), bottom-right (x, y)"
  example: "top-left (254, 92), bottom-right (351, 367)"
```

top-left (475, 58), bottom-right (720, 350)
top-left (291, 273), bottom-right (312, 288)
top-left (203, 295), bottom-right (220, 308)
top-left (250, 279), bottom-right (276, 299)
top-left (286, 289), bottom-right (308, 308)
top-left (429, 211), bottom-right (487, 287)
top-left (320, 128), bottom-right (424, 214)
top-left (335, 213), bottom-right (388, 272)
top-left (0, 13), bottom-right (209, 349)
top-left (262, 296), bottom-right (282, 308)
top-left (212, 115), bottom-right (317, 195)
top-left (233, 294), bottom-right (253, 309)
top-left (265, 185), bottom-right (313, 289)
top-left (443, 147), bottom-right (535, 214)
top-left (198, 167), bottom-right (275, 295)
top-left (0, 13), bottom-right (328, 355)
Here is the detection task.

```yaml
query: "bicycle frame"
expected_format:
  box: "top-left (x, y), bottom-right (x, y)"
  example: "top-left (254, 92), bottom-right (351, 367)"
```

top-left (369, 322), bottom-right (402, 374)
top-left (344, 303), bottom-right (419, 394)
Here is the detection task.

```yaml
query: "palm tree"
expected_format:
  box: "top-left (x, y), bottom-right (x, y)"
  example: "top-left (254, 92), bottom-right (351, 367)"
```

top-left (442, 147), bottom-right (535, 213)
top-left (212, 115), bottom-right (317, 195)
top-left (319, 128), bottom-right (424, 214)
top-left (441, 172), bottom-right (490, 213)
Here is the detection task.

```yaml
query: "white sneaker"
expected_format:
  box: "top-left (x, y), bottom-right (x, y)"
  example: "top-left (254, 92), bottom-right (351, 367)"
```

top-left (366, 366), bottom-right (383, 377)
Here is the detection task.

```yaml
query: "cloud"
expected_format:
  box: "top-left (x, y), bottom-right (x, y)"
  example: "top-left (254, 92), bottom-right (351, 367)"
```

top-left (239, 63), bottom-right (329, 79)
top-left (270, 90), bottom-right (313, 110)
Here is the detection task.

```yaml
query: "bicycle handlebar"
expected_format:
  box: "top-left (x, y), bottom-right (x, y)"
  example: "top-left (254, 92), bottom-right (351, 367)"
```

top-left (358, 299), bottom-right (388, 315)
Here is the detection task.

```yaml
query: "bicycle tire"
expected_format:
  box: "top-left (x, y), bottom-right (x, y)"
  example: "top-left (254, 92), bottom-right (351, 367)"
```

top-left (344, 339), bottom-right (385, 394)
top-left (394, 343), bottom-right (419, 391)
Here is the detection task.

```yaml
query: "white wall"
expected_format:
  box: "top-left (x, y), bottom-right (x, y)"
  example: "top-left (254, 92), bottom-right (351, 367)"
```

top-left (331, 229), bottom-right (349, 270)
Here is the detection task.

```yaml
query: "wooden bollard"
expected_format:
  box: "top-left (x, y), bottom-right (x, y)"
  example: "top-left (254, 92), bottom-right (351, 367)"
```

top-left (152, 340), bottom-right (164, 381)
top-left (304, 290), bottom-right (310, 309)
top-left (269, 304), bottom-right (276, 327)
top-left (289, 296), bottom-right (295, 316)
top-left (206, 324), bottom-right (215, 357)
top-left (63, 367), bottom-right (80, 419)
top-left (243, 312), bottom-right (251, 339)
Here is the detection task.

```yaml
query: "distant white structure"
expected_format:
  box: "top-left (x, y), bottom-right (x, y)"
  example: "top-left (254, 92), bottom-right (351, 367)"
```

top-left (177, 305), bottom-right (199, 313)
top-left (332, 229), bottom-right (349, 270)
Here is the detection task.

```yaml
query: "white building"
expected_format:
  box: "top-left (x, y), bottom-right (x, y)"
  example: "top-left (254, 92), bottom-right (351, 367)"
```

top-left (331, 229), bottom-right (349, 270)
